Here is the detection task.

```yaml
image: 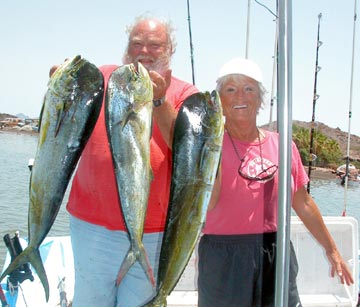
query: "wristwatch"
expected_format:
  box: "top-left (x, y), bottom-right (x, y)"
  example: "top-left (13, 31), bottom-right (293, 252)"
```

top-left (153, 96), bottom-right (165, 107)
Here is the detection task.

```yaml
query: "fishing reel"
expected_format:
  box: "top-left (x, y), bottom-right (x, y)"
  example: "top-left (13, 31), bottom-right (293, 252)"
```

top-left (3, 233), bottom-right (34, 288)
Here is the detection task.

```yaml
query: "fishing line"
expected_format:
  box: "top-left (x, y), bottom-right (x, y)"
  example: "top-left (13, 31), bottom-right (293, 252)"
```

top-left (342, 0), bottom-right (358, 216)
top-left (253, 0), bottom-right (278, 18)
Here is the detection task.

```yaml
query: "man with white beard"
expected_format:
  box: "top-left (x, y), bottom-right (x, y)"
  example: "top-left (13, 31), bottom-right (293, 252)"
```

top-left (64, 14), bottom-right (198, 307)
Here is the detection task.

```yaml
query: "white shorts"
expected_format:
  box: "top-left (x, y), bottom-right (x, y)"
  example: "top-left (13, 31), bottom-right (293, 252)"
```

top-left (70, 215), bottom-right (163, 307)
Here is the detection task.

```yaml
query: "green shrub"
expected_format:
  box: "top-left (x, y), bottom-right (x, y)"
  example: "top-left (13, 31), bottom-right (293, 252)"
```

top-left (292, 125), bottom-right (342, 167)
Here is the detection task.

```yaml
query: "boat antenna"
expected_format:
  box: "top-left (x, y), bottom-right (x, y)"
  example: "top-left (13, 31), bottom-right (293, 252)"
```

top-left (307, 13), bottom-right (322, 194)
top-left (342, 0), bottom-right (357, 217)
top-left (186, 0), bottom-right (196, 85)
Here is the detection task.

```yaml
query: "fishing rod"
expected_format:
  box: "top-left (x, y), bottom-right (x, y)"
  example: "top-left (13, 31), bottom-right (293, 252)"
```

top-left (245, 0), bottom-right (251, 58)
top-left (307, 13), bottom-right (322, 194)
top-left (186, 0), bottom-right (196, 85)
top-left (268, 17), bottom-right (279, 130)
top-left (342, 0), bottom-right (358, 217)
top-left (246, 0), bottom-right (278, 60)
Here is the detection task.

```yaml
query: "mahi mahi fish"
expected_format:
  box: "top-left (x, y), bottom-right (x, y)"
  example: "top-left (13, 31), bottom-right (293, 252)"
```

top-left (0, 55), bottom-right (104, 301)
top-left (143, 90), bottom-right (224, 306)
top-left (105, 63), bottom-right (155, 287)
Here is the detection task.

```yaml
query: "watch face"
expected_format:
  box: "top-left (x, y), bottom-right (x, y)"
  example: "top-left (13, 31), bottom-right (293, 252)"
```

top-left (153, 97), bottom-right (165, 107)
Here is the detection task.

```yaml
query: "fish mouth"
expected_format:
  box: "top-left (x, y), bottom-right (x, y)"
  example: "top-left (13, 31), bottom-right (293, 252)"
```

top-left (70, 55), bottom-right (82, 64)
top-left (133, 62), bottom-right (148, 79)
top-left (65, 55), bottom-right (83, 69)
top-left (54, 55), bottom-right (84, 79)
top-left (129, 62), bottom-right (139, 74)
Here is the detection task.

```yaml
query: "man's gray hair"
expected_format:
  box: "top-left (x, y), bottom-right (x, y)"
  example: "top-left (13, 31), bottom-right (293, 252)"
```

top-left (124, 13), bottom-right (177, 56)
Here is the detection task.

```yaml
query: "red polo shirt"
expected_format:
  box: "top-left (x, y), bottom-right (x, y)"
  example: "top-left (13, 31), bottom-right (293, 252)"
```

top-left (66, 65), bottom-right (198, 232)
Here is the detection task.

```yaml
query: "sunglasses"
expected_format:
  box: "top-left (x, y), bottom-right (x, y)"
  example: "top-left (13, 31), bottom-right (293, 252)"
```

top-left (227, 128), bottom-right (278, 183)
top-left (238, 159), bottom-right (278, 182)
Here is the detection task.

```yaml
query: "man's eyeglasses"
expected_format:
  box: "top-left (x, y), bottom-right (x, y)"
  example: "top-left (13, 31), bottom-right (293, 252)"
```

top-left (238, 158), bottom-right (278, 182)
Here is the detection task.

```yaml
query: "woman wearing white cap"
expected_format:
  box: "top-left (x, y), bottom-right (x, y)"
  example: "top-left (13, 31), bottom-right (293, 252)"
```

top-left (197, 58), bottom-right (353, 307)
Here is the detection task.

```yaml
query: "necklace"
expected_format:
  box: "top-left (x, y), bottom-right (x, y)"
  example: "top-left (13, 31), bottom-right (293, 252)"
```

top-left (227, 128), bottom-right (263, 164)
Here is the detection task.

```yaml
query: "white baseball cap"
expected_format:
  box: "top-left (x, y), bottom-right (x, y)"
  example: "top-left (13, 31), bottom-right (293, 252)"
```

top-left (217, 57), bottom-right (263, 83)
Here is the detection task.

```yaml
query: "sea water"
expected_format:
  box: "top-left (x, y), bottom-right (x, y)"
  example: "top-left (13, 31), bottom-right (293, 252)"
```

top-left (0, 131), bottom-right (359, 272)
top-left (0, 131), bottom-right (70, 271)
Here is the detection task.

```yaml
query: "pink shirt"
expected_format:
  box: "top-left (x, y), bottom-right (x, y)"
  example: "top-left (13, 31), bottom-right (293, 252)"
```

top-left (202, 130), bottom-right (308, 235)
top-left (66, 65), bottom-right (198, 232)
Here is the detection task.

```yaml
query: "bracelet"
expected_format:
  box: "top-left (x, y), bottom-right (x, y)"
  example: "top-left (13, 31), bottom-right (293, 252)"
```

top-left (153, 96), bottom-right (165, 107)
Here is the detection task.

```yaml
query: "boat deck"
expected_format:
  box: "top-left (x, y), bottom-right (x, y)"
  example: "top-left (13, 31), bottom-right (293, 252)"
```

top-left (167, 216), bottom-right (359, 307)
top-left (1, 216), bottom-right (358, 307)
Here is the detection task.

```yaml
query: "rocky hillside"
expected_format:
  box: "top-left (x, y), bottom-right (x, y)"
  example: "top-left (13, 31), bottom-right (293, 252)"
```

top-left (1, 112), bottom-right (359, 161)
top-left (262, 120), bottom-right (360, 162)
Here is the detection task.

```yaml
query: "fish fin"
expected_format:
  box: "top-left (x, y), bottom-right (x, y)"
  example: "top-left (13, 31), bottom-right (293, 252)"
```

top-left (116, 248), bottom-right (136, 286)
top-left (137, 242), bottom-right (156, 288)
top-left (37, 97), bottom-right (46, 132)
top-left (121, 110), bottom-right (137, 130)
top-left (0, 249), bottom-right (32, 283)
top-left (150, 168), bottom-right (154, 182)
top-left (115, 242), bottom-right (156, 288)
top-left (0, 247), bottom-right (49, 302)
top-left (150, 117), bottom-right (154, 142)
top-left (148, 161), bottom-right (154, 182)
top-left (215, 151), bottom-right (222, 178)
top-left (30, 249), bottom-right (50, 302)
top-left (142, 295), bottom-right (167, 307)
top-left (54, 106), bottom-right (64, 137)
top-left (199, 142), bottom-right (210, 171)
top-left (54, 100), bottom-right (72, 137)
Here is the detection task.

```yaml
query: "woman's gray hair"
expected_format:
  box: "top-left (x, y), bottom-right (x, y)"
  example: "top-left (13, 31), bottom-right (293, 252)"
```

top-left (124, 13), bottom-right (177, 57)
top-left (216, 74), bottom-right (267, 110)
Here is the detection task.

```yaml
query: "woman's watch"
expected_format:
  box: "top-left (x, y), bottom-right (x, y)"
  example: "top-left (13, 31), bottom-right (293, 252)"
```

top-left (153, 96), bottom-right (165, 107)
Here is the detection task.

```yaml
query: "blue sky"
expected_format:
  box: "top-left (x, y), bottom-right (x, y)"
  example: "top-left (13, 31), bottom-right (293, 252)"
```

top-left (1, 0), bottom-right (359, 136)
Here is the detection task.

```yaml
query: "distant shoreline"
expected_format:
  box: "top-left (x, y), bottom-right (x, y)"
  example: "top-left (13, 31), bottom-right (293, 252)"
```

top-left (0, 126), bottom-right (339, 181)
top-left (0, 126), bottom-right (38, 136)
top-left (304, 166), bottom-right (338, 181)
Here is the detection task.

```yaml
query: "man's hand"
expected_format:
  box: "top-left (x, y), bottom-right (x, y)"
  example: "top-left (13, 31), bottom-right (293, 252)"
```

top-left (149, 69), bottom-right (172, 100)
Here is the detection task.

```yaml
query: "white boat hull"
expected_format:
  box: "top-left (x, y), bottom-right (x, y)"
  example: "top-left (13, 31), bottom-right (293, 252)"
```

top-left (1, 217), bottom-right (358, 307)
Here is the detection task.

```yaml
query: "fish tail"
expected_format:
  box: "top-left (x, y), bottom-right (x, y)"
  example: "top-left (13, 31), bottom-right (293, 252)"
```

top-left (0, 247), bottom-right (49, 301)
top-left (116, 248), bottom-right (136, 286)
top-left (142, 290), bottom-right (167, 307)
top-left (29, 249), bottom-right (50, 302)
top-left (115, 242), bottom-right (156, 288)
top-left (137, 242), bottom-right (156, 288)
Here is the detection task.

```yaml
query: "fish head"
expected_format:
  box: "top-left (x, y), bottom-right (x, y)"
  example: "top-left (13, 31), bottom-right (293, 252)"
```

top-left (120, 63), bottom-right (153, 110)
top-left (41, 55), bottom-right (103, 139)
top-left (48, 56), bottom-right (82, 90)
top-left (47, 55), bottom-right (103, 101)
top-left (203, 90), bottom-right (225, 139)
